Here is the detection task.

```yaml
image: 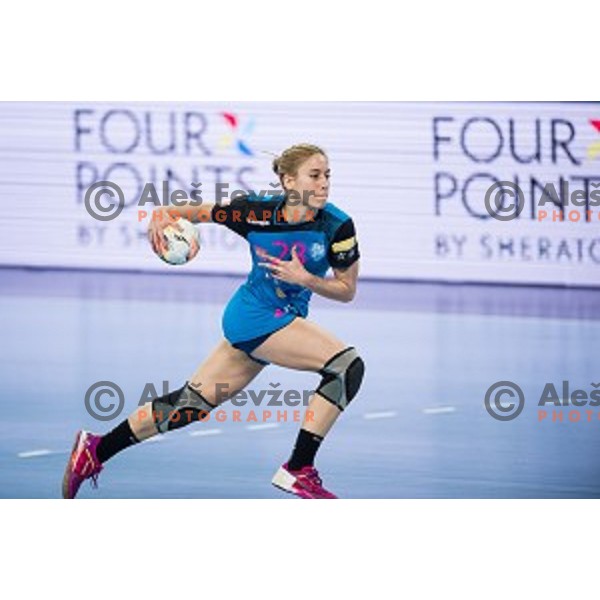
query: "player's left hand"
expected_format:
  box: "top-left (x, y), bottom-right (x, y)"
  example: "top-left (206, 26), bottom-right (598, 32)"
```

top-left (258, 246), bottom-right (311, 286)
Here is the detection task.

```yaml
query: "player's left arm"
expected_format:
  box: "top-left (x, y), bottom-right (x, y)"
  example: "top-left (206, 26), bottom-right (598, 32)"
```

top-left (259, 217), bottom-right (360, 303)
top-left (258, 247), bottom-right (359, 303)
top-left (304, 260), bottom-right (359, 303)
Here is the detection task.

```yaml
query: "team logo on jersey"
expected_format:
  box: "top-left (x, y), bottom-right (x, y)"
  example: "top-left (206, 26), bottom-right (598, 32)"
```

top-left (310, 242), bottom-right (326, 261)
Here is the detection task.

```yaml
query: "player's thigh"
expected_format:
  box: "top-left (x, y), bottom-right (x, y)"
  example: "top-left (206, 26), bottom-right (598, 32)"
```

top-left (251, 318), bottom-right (347, 372)
top-left (188, 339), bottom-right (265, 404)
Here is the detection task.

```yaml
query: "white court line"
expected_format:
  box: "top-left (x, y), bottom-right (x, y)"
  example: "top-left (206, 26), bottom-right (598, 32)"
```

top-left (246, 423), bottom-right (280, 431)
top-left (189, 429), bottom-right (222, 437)
top-left (363, 411), bottom-right (397, 420)
top-left (17, 449), bottom-right (56, 458)
top-left (422, 406), bottom-right (456, 414)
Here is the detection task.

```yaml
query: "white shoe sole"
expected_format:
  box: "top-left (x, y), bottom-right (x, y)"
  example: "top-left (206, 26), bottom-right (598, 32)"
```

top-left (271, 467), bottom-right (297, 494)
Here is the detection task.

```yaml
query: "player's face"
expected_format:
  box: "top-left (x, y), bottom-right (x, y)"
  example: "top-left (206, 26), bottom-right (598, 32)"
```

top-left (284, 153), bottom-right (330, 209)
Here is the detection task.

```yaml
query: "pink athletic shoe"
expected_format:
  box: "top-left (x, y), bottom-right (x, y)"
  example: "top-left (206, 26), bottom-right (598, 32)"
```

top-left (271, 463), bottom-right (338, 499)
top-left (62, 430), bottom-right (104, 499)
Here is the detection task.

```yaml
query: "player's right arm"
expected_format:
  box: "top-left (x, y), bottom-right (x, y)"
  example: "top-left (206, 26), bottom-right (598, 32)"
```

top-left (147, 202), bottom-right (216, 254)
top-left (148, 195), bottom-right (250, 253)
top-left (148, 195), bottom-right (252, 253)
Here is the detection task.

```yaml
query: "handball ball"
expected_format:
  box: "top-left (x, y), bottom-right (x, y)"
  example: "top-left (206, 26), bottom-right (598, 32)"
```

top-left (157, 218), bottom-right (200, 265)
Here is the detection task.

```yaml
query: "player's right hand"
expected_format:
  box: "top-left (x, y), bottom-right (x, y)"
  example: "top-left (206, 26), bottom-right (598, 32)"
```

top-left (147, 209), bottom-right (182, 254)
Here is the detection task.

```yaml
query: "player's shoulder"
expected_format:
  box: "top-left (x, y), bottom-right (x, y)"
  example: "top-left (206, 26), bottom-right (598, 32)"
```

top-left (244, 192), bottom-right (283, 210)
top-left (321, 201), bottom-right (353, 225)
top-left (218, 192), bottom-right (281, 211)
top-left (321, 202), bottom-right (355, 239)
top-left (322, 202), bottom-right (360, 267)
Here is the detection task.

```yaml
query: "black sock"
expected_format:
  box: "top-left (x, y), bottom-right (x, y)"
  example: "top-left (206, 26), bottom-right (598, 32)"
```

top-left (287, 429), bottom-right (324, 471)
top-left (96, 419), bottom-right (140, 464)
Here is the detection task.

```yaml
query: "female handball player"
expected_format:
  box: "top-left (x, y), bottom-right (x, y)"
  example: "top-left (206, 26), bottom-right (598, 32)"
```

top-left (62, 143), bottom-right (365, 499)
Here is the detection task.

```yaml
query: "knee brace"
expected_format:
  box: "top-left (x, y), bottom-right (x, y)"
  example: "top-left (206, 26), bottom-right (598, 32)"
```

top-left (152, 383), bottom-right (216, 433)
top-left (316, 347), bottom-right (365, 411)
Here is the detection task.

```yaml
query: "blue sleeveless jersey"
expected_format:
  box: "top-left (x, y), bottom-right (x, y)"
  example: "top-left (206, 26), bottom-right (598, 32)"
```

top-left (211, 194), bottom-right (360, 346)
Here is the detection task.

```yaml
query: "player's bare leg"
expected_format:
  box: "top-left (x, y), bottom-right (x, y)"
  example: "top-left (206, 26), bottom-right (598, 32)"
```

top-left (252, 317), bottom-right (365, 498)
top-left (63, 340), bottom-right (265, 498)
top-left (130, 339), bottom-right (265, 441)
